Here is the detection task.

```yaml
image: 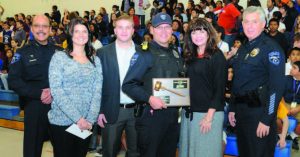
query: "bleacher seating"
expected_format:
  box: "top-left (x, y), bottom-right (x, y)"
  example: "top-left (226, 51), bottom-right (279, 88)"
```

top-left (0, 104), bottom-right (20, 120)
top-left (224, 134), bottom-right (239, 156)
top-left (0, 89), bottom-right (19, 102)
top-left (274, 140), bottom-right (292, 157)
top-left (0, 90), bottom-right (21, 121)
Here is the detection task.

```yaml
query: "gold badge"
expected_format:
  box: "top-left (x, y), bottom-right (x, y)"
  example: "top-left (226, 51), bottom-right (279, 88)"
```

top-left (142, 41), bottom-right (148, 50)
top-left (250, 48), bottom-right (260, 57)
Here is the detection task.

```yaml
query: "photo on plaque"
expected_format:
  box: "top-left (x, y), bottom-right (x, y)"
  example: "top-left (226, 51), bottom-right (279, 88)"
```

top-left (153, 78), bottom-right (190, 106)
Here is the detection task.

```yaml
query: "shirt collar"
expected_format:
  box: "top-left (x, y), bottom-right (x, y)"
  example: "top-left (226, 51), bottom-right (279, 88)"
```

top-left (150, 41), bottom-right (171, 51)
top-left (248, 33), bottom-right (265, 46)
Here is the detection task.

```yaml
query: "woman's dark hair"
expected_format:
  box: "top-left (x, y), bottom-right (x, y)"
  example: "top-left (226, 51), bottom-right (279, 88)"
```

top-left (173, 19), bottom-right (183, 33)
top-left (184, 18), bottom-right (218, 62)
top-left (19, 13), bottom-right (26, 21)
top-left (128, 7), bottom-right (135, 15)
top-left (66, 18), bottom-right (95, 66)
top-left (171, 34), bottom-right (180, 46)
top-left (177, 3), bottom-right (185, 12)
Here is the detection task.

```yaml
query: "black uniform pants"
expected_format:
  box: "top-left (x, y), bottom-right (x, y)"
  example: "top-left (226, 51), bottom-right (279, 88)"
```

top-left (50, 124), bottom-right (90, 157)
top-left (135, 106), bottom-right (179, 157)
top-left (235, 103), bottom-right (277, 157)
top-left (23, 101), bottom-right (51, 157)
top-left (101, 108), bottom-right (139, 157)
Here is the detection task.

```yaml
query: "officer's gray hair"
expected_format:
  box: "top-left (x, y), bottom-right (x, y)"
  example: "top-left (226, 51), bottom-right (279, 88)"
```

top-left (243, 6), bottom-right (266, 23)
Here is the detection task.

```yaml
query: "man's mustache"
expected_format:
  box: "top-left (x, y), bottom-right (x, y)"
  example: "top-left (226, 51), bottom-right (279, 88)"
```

top-left (36, 32), bottom-right (46, 35)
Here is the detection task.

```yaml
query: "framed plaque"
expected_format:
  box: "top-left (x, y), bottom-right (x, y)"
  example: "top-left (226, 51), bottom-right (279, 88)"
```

top-left (152, 78), bottom-right (190, 106)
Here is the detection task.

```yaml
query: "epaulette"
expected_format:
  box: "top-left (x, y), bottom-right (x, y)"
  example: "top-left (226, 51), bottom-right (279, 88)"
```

top-left (141, 41), bottom-right (149, 51)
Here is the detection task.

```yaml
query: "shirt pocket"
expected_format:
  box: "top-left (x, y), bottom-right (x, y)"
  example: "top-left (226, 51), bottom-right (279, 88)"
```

top-left (24, 55), bottom-right (43, 80)
top-left (243, 55), bottom-right (261, 66)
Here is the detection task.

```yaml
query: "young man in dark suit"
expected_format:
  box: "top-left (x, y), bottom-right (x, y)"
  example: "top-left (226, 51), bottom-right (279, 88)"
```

top-left (96, 15), bottom-right (140, 157)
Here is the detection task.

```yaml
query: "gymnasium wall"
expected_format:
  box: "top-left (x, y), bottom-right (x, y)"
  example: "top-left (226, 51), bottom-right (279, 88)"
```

top-left (0, 0), bottom-right (261, 21)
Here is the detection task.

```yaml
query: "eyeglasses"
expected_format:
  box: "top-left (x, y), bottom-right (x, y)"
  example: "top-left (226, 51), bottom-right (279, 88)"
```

top-left (155, 25), bottom-right (172, 31)
top-left (32, 24), bottom-right (50, 29)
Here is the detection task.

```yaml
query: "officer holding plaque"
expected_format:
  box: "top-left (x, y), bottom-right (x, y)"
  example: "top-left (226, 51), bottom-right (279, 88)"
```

top-left (122, 12), bottom-right (184, 157)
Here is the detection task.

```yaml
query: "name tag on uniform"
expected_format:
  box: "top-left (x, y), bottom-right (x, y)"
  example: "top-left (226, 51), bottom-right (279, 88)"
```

top-left (291, 101), bottom-right (297, 108)
top-left (29, 59), bottom-right (37, 62)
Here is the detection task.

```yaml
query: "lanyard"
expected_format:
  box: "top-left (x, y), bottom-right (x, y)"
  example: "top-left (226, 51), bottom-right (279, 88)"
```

top-left (293, 79), bottom-right (300, 101)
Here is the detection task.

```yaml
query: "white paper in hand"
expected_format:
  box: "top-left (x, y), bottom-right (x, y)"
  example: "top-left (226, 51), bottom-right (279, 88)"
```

top-left (65, 124), bottom-right (92, 139)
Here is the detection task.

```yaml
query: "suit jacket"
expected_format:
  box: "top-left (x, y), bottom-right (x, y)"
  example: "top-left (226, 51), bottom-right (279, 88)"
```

top-left (97, 41), bottom-right (151, 124)
top-left (122, 47), bottom-right (153, 103)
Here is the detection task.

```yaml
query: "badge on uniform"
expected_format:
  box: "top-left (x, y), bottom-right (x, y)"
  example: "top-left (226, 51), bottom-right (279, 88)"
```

top-left (141, 41), bottom-right (148, 51)
top-left (172, 50), bottom-right (180, 58)
top-left (250, 48), bottom-right (259, 57)
top-left (268, 51), bottom-right (281, 65)
top-left (291, 101), bottom-right (297, 108)
top-left (11, 53), bottom-right (21, 64)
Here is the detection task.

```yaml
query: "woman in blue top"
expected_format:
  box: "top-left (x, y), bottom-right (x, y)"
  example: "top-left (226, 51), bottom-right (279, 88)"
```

top-left (48, 18), bottom-right (103, 157)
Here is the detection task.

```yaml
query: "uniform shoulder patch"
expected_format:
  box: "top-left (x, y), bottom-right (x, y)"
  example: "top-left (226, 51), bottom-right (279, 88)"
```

top-left (11, 53), bottom-right (21, 64)
top-left (172, 49), bottom-right (180, 58)
top-left (268, 51), bottom-right (281, 65)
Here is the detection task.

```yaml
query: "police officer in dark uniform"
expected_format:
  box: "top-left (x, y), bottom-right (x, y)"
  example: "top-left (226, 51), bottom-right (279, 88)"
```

top-left (228, 7), bottom-right (285, 157)
top-left (122, 13), bottom-right (184, 157)
top-left (8, 15), bottom-right (62, 157)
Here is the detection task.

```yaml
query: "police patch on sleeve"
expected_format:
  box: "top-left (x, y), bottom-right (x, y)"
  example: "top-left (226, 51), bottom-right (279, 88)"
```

top-left (11, 53), bottom-right (21, 64)
top-left (268, 51), bottom-right (281, 65)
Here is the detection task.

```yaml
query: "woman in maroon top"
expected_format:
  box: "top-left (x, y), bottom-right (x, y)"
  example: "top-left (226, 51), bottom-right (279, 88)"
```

top-left (179, 18), bottom-right (227, 157)
top-left (128, 7), bottom-right (140, 32)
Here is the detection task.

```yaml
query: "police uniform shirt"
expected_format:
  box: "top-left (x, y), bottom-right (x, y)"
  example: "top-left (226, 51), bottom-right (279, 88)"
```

top-left (8, 40), bottom-right (61, 100)
top-left (230, 33), bottom-right (285, 126)
top-left (141, 41), bottom-right (184, 96)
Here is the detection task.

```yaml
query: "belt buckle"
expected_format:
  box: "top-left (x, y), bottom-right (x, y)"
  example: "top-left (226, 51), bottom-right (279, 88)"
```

top-left (124, 104), bottom-right (126, 109)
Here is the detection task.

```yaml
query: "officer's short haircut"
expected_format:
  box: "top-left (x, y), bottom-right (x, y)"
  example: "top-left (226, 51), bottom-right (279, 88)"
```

top-left (269, 18), bottom-right (279, 26)
top-left (288, 47), bottom-right (300, 57)
top-left (115, 15), bottom-right (134, 28)
top-left (243, 6), bottom-right (266, 23)
top-left (294, 33), bottom-right (300, 41)
top-left (293, 61), bottom-right (300, 71)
